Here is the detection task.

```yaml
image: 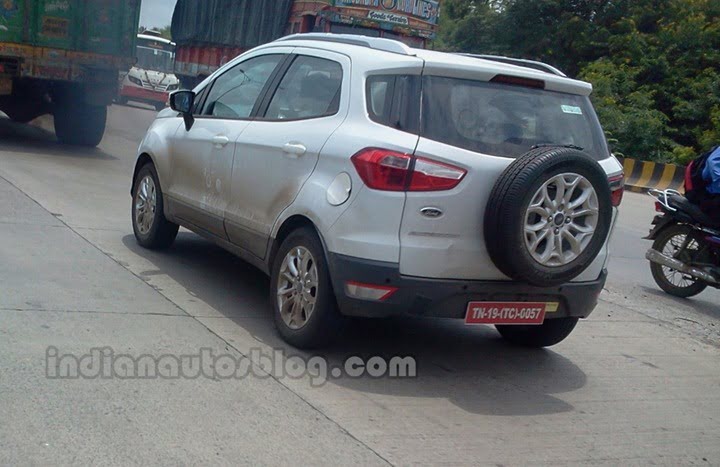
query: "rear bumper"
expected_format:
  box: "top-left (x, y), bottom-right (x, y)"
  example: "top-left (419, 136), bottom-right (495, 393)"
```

top-left (327, 253), bottom-right (606, 319)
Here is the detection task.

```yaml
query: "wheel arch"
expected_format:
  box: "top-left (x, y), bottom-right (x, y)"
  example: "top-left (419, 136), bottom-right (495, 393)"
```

top-left (268, 215), bottom-right (330, 273)
top-left (131, 153), bottom-right (156, 196)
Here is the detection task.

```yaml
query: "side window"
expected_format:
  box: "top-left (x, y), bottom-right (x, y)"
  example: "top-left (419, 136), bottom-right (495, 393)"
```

top-left (264, 56), bottom-right (343, 120)
top-left (366, 75), bottom-right (420, 134)
top-left (367, 76), bottom-right (395, 126)
top-left (203, 54), bottom-right (283, 119)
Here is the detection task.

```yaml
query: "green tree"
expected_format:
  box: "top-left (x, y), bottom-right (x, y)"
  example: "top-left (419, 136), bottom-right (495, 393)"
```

top-left (433, 0), bottom-right (720, 163)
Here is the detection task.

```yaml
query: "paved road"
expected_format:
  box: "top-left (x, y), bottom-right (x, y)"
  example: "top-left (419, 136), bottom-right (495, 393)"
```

top-left (1, 106), bottom-right (719, 465)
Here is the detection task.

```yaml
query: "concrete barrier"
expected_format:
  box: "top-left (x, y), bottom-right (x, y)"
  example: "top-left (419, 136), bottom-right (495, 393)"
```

top-left (619, 157), bottom-right (686, 193)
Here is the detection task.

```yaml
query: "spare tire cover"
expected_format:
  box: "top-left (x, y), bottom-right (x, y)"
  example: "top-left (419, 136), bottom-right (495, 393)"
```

top-left (484, 146), bottom-right (613, 287)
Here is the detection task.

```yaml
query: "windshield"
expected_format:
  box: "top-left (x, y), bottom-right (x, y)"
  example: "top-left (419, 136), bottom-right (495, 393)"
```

top-left (421, 76), bottom-right (610, 160)
top-left (136, 46), bottom-right (174, 74)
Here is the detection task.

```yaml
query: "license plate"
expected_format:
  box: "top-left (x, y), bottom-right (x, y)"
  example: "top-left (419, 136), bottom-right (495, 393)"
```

top-left (465, 302), bottom-right (558, 325)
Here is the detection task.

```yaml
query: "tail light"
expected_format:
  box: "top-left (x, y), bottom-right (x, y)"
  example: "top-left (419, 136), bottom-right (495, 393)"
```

top-left (608, 173), bottom-right (624, 207)
top-left (351, 148), bottom-right (466, 192)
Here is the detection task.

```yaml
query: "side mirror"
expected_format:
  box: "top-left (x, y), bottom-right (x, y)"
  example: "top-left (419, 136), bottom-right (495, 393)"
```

top-left (169, 90), bottom-right (195, 131)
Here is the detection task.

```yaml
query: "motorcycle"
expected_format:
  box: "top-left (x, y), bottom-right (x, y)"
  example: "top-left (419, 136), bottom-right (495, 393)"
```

top-left (645, 189), bottom-right (720, 297)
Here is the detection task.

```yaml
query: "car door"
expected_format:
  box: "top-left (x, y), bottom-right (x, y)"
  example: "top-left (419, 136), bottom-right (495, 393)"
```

top-left (224, 50), bottom-right (350, 259)
top-left (165, 51), bottom-right (290, 239)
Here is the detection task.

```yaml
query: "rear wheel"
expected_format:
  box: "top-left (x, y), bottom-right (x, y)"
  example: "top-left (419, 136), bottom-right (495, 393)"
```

top-left (270, 228), bottom-right (344, 349)
top-left (650, 225), bottom-right (708, 298)
top-left (54, 103), bottom-right (106, 147)
top-left (154, 102), bottom-right (166, 111)
top-left (496, 317), bottom-right (579, 348)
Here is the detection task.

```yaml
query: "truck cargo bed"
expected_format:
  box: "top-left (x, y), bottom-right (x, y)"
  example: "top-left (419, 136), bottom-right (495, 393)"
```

top-left (0, 0), bottom-right (140, 56)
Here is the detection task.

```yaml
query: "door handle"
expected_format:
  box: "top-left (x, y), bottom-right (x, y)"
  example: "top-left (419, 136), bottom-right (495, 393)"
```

top-left (212, 135), bottom-right (230, 147)
top-left (283, 142), bottom-right (307, 158)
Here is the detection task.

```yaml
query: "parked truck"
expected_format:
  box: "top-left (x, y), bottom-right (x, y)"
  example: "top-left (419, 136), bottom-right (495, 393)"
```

top-left (0, 0), bottom-right (141, 146)
top-left (171, 0), bottom-right (440, 89)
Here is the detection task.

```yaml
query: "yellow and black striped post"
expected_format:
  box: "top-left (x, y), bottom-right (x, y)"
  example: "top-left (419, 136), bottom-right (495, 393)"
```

top-left (620, 158), bottom-right (686, 193)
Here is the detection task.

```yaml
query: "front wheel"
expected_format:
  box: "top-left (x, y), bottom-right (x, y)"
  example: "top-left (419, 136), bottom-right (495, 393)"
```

top-left (270, 228), bottom-right (344, 349)
top-left (649, 225), bottom-right (708, 298)
top-left (131, 163), bottom-right (179, 250)
top-left (496, 317), bottom-right (579, 348)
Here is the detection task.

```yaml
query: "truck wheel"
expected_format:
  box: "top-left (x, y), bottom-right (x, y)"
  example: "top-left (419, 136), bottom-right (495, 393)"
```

top-left (154, 102), bottom-right (166, 111)
top-left (270, 228), bottom-right (344, 349)
top-left (132, 163), bottom-right (179, 250)
top-left (496, 317), bottom-right (578, 348)
top-left (54, 104), bottom-right (107, 147)
top-left (484, 146), bottom-right (613, 287)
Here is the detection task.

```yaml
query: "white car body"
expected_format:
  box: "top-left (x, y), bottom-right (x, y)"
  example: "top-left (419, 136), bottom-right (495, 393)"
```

top-left (133, 34), bottom-right (624, 347)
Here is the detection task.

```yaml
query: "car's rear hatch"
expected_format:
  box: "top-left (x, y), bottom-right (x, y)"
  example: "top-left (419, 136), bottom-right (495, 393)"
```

top-left (398, 57), bottom-right (622, 282)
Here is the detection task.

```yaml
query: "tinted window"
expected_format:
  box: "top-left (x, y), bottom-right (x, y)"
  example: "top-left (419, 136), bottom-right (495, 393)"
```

top-left (421, 76), bottom-right (609, 159)
top-left (203, 55), bottom-right (283, 119)
top-left (366, 75), bottom-right (420, 134)
top-left (264, 56), bottom-right (342, 120)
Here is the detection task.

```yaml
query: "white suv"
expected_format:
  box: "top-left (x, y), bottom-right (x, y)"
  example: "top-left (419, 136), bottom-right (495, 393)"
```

top-left (131, 34), bottom-right (624, 349)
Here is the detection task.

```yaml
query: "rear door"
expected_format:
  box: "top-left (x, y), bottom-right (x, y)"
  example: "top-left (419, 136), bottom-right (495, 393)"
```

top-left (399, 74), bottom-right (616, 281)
top-left (224, 49), bottom-right (349, 259)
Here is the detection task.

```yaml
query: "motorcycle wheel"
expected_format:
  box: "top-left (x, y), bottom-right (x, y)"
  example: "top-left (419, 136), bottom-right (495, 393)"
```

top-left (650, 225), bottom-right (708, 298)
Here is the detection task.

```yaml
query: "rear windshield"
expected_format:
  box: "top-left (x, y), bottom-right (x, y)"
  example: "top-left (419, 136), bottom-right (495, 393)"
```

top-left (421, 76), bottom-right (609, 160)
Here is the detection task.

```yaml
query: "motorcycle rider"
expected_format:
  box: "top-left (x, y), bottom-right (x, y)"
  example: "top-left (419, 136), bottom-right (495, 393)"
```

top-left (701, 146), bottom-right (720, 219)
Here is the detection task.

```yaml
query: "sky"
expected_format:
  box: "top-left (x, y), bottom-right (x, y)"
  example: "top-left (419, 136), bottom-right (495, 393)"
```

top-left (139, 0), bottom-right (178, 29)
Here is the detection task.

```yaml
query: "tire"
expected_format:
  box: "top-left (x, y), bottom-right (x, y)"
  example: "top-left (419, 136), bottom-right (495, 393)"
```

top-left (54, 103), bottom-right (107, 147)
top-left (270, 228), bottom-right (344, 349)
top-left (117, 96), bottom-right (129, 106)
top-left (484, 146), bottom-right (613, 287)
top-left (154, 102), bottom-right (166, 111)
top-left (649, 225), bottom-right (708, 298)
top-left (131, 163), bottom-right (179, 250)
top-left (496, 317), bottom-right (579, 348)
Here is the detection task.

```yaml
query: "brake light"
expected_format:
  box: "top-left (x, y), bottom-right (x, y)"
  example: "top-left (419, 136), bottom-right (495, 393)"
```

top-left (351, 148), bottom-right (466, 192)
top-left (655, 202), bottom-right (664, 213)
top-left (608, 173), bottom-right (624, 207)
top-left (490, 74), bottom-right (545, 89)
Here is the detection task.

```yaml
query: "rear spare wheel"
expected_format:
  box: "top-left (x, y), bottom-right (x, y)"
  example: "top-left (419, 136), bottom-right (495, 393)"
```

top-left (484, 146), bottom-right (612, 286)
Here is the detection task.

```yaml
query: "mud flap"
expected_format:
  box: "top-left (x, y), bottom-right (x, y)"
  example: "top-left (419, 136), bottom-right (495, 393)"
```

top-left (643, 214), bottom-right (674, 240)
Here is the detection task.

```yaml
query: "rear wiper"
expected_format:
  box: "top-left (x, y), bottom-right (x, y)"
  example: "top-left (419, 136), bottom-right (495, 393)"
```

top-left (532, 143), bottom-right (585, 151)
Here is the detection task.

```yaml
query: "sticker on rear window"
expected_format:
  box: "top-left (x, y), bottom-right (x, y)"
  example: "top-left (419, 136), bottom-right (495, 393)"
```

top-left (561, 105), bottom-right (583, 115)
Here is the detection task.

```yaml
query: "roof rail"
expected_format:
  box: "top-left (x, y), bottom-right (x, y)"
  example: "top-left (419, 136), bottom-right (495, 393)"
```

top-left (457, 54), bottom-right (567, 77)
top-left (277, 33), bottom-right (414, 56)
